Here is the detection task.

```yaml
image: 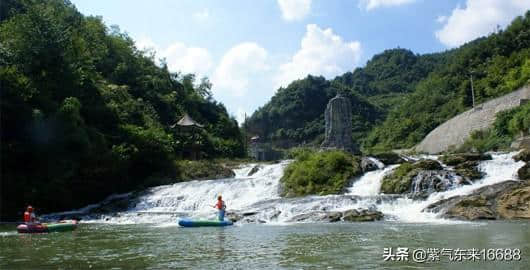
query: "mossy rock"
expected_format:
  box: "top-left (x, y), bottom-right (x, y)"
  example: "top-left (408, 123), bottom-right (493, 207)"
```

top-left (380, 160), bottom-right (442, 194)
top-left (372, 152), bottom-right (406, 164)
top-left (454, 161), bottom-right (483, 180)
top-left (380, 163), bottom-right (417, 194)
top-left (440, 153), bottom-right (493, 166)
top-left (514, 149), bottom-right (530, 162)
top-left (414, 159), bottom-right (442, 170)
top-left (456, 168), bottom-right (483, 181)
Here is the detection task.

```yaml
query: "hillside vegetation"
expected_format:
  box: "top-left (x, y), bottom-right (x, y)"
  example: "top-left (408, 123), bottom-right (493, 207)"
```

top-left (246, 11), bottom-right (530, 153)
top-left (1, 0), bottom-right (244, 219)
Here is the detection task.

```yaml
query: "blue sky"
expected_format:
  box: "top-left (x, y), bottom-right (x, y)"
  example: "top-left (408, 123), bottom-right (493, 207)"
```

top-left (69, 0), bottom-right (530, 123)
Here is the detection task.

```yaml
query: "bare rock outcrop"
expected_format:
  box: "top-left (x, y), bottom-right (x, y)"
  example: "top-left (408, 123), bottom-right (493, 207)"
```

top-left (321, 94), bottom-right (358, 153)
top-left (425, 180), bottom-right (530, 220)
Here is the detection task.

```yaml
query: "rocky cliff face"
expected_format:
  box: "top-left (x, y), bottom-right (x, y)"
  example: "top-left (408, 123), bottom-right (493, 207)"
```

top-left (321, 94), bottom-right (359, 153)
top-left (416, 85), bottom-right (530, 154)
top-left (425, 180), bottom-right (530, 220)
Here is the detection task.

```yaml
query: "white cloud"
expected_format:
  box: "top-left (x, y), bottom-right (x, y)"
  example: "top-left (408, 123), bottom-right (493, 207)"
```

top-left (435, 0), bottom-right (530, 48)
top-left (358, 0), bottom-right (416, 11)
top-left (275, 24), bottom-right (362, 88)
top-left (193, 9), bottom-right (210, 22)
top-left (277, 0), bottom-right (311, 21)
top-left (212, 42), bottom-right (269, 97)
top-left (136, 37), bottom-right (158, 52)
top-left (436, 15), bottom-right (447, 24)
top-left (163, 43), bottom-right (213, 76)
top-left (135, 37), bottom-right (213, 77)
top-left (236, 107), bottom-right (247, 126)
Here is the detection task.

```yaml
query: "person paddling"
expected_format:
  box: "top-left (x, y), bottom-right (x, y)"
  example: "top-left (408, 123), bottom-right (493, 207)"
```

top-left (212, 196), bottom-right (227, 221)
top-left (23, 205), bottom-right (38, 224)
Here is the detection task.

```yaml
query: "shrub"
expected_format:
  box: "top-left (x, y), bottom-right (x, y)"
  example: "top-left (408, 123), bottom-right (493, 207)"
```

top-left (280, 150), bottom-right (361, 197)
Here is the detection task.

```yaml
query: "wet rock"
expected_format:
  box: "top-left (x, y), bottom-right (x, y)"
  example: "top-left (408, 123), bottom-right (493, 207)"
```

top-left (414, 159), bottom-right (443, 170)
top-left (381, 160), bottom-right (442, 194)
top-left (289, 211), bottom-right (342, 223)
top-left (247, 165), bottom-right (262, 176)
top-left (518, 163), bottom-right (530, 180)
top-left (440, 153), bottom-right (492, 166)
top-left (242, 211), bottom-right (258, 216)
top-left (513, 149), bottom-right (530, 162)
top-left (445, 195), bottom-right (496, 220)
top-left (287, 208), bottom-right (384, 223)
top-left (425, 181), bottom-right (530, 220)
top-left (361, 157), bottom-right (382, 172)
top-left (342, 209), bottom-right (383, 222)
top-left (226, 212), bottom-right (243, 223)
top-left (411, 170), bottom-right (464, 195)
top-left (380, 163), bottom-right (417, 194)
top-left (496, 185), bottom-right (530, 219)
top-left (453, 161), bottom-right (484, 181)
top-left (372, 152), bottom-right (406, 164)
top-left (514, 148), bottom-right (530, 180)
top-left (511, 136), bottom-right (530, 150)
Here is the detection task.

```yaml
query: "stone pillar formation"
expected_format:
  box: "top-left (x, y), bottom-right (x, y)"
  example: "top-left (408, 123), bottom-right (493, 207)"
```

top-left (321, 94), bottom-right (358, 153)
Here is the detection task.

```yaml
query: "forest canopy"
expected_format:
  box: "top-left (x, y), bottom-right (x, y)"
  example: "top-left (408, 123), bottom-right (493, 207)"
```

top-left (246, 11), bottom-right (530, 152)
top-left (0, 0), bottom-right (245, 219)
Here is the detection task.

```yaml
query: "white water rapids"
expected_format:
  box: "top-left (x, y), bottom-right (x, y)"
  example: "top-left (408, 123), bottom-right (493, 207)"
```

top-left (61, 152), bottom-right (524, 224)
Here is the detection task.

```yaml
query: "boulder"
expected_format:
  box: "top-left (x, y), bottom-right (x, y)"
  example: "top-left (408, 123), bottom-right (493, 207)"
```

top-left (342, 209), bottom-right (383, 222)
top-left (496, 185), bottom-right (530, 219)
top-left (247, 165), bottom-right (262, 176)
top-left (425, 181), bottom-right (530, 220)
top-left (226, 212), bottom-right (243, 223)
top-left (513, 149), bottom-right (530, 162)
top-left (288, 211), bottom-right (342, 223)
top-left (361, 157), bottom-right (382, 172)
top-left (518, 163), bottom-right (530, 180)
top-left (287, 209), bottom-right (384, 223)
top-left (440, 153), bottom-right (492, 166)
top-left (380, 163), bottom-right (417, 194)
top-left (411, 170), bottom-right (464, 195)
top-left (414, 159), bottom-right (443, 170)
top-left (511, 136), bottom-right (530, 150)
top-left (444, 195), bottom-right (496, 220)
top-left (372, 152), bottom-right (406, 164)
top-left (380, 160), bottom-right (443, 194)
top-left (454, 161), bottom-right (484, 181)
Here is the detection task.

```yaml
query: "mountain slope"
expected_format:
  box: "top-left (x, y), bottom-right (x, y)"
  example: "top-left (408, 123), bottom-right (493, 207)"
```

top-left (0, 0), bottom-right (244, 219)
top-left (246, 11), bottom-right (530, 152)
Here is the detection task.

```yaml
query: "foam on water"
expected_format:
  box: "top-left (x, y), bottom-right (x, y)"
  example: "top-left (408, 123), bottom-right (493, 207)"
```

top-left (75, 152), bottom-right (523, 224)
top-left (375, 152), bottom-right (524, 223)
top-left (347, 165), bottom-right (398, 196)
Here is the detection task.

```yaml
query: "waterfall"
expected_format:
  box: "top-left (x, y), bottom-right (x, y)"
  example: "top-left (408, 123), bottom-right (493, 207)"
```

top-left (69, 152), bottom-right (523, 224)
top-left (347, 165), bottom-right (398, 196)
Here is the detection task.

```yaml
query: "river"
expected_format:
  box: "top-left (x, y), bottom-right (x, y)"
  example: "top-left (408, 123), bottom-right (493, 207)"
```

top-left (1, 222), bottom-right (529, 269)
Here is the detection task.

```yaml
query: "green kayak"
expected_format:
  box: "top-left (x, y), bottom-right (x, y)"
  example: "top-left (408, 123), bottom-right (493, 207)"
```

top-left (17, 220), bottom-right (78, 233)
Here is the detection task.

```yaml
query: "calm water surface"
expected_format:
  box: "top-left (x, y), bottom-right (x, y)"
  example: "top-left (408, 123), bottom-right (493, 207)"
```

top-left (1, 221), bottom-right (529, 269)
